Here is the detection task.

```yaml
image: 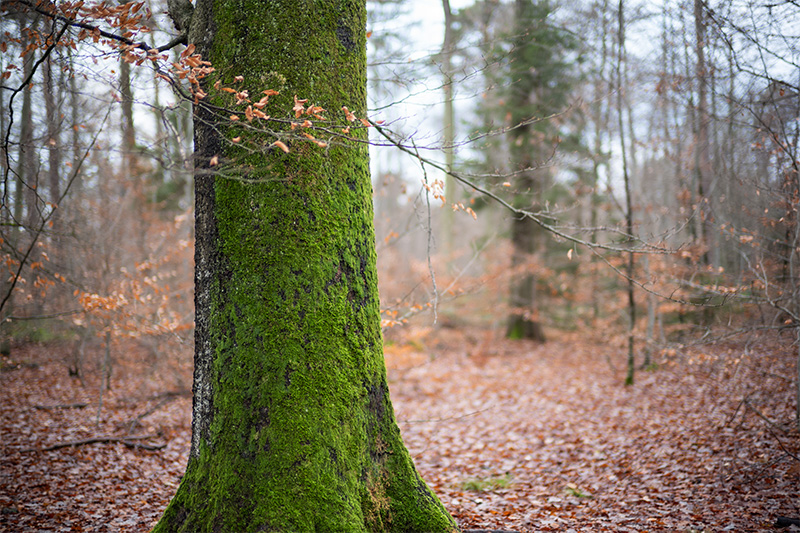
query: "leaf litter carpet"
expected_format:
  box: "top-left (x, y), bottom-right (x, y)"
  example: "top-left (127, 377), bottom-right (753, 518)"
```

top-left (1, 328), bottom-right (798, 532)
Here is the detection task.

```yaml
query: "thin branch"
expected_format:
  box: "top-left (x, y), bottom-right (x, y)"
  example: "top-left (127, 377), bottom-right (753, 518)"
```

top-left (1, 0), bottom-right (186, 55)
top-left (370, 120), bottom-right (754, 309)
top-left (371, 119), bottom-right (669, 256)
top-left (2, 14), bottom-right (70, 192)
top-left (20, 434), bottom-right (164, 452)
top-left (415, 142), bottom-right (439, 325)
top-left (33, 402), bottom-right (88, 410)
top-left (0, 106), bottom-right (113, 319)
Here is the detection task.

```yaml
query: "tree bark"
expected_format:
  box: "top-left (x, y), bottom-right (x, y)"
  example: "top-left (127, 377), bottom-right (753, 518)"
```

top-left (152, 1), bottom-right (458, 531)
top-left (505, 0), bottom-right (548, 343)
top-left (19, 16), bottom-right (38, 231)
top-left (590, 0), bottom-right (610, 321)
top-left (616, 0), bottom-right (636, 385)
top-left (441, 0), bottom-right (456, 259)
top-left (507, 197), bottom-right (546, 342)
top-left (43, 37), bottom-right (61, 215)
top-left (693, 0), bottom-right (713, 264)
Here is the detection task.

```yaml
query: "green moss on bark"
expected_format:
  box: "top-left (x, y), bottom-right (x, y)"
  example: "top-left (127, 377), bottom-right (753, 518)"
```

top-left (152, 1), bottom-right (457, 531)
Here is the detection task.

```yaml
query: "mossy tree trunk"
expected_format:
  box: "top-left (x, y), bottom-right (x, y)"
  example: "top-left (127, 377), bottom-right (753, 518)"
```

top-left (152, 1), bottom-right (458, 531)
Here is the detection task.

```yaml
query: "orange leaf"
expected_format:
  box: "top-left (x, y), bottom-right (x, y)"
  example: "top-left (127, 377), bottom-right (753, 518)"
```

top-left (342, 106), bottom-right (357, 122)
top-left (273, 140), bottom-right (290, 153)
top-left (293, 95), bottom-right (308, 118)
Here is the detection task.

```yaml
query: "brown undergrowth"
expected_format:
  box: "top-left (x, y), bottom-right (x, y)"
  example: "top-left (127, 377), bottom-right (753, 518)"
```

top-left (1, 327), bottom-right (798, 532)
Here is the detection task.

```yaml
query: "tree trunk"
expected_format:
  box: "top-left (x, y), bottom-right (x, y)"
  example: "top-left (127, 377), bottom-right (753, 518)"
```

top-left (441, 0), bottom-right (456, 259)
top-left (152, 1), bottom-right (458, 531)
top-left (43, 36), bottom-right (61, 214)
top-left (590, 0), bottom-right (610, 322)
top-left (506, 194), bottom-right (546, 342)
top-left (504, 0), bottom-right (548, 343)
top-left (616, 0), bottom-right (636, 385)
top-left (693, 0), bottom-right (713, 264)
top-left (19, 16), bottom-right (38, 231)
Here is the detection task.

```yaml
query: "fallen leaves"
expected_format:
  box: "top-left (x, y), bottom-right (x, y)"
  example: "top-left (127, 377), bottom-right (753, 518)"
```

top-left (0, 329), bottom-right (797, 531)
top-left (0, 341), bottom-right (190, 532)
top-left (387, 327), bottom-right (799, 532)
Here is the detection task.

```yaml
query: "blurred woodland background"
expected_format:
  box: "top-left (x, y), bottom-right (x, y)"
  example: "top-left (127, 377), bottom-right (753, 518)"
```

top-left (1, 0), bottom-right (798, 390)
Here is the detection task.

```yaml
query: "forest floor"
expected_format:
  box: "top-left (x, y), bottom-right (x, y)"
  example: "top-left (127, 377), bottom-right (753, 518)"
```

top-left (0, 325), bottom-right (798, 532)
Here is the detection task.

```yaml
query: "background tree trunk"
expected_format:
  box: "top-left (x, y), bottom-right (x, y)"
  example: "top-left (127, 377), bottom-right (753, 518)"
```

top-left (507, 199), bottom-right (546, 342)
top-left (616, 0), bottom-right (637, 385)
top-left (19, 16), bottom-right (38, 231)
top-left (152, 1), bottom-right (458, 531)
top-left (694, 0), bottom-right (713, 264)
top-left (441, 0), bottom-right (456, 260)
top-left (504, 0), bottom-right (550, 343)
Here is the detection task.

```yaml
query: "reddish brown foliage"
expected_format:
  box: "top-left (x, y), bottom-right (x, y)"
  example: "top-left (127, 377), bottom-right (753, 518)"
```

top-left (1, 329), bottom-right (798, 531)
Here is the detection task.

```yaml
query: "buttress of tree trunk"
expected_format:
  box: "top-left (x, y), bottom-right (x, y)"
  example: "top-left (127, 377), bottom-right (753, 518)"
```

top-left (152, 1), bottom-right (457, 531)
top-left (506, 313), bottom-right (546, 342)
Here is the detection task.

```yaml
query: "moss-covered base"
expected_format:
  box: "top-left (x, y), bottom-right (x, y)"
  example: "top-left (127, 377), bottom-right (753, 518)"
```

top-left (152, 375), bottom-right (457, 533)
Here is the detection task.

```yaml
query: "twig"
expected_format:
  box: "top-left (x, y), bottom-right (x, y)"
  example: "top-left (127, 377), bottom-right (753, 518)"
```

top-left (775, 516), bottom-right (800, 528)
top-left (1, 107), bottom-right (112, 319)
top-left (125, 395), bottom-right (178, 434)
top-left (33, 403), bottom-right (88, 410)
top-left (415, 141), bottom-right (439, 325)
top-left (463, 530), bottom-right (520, 533)
top-left (400, 404), bottom-right (497, 424)
top-left (121, 440), bottom-right (166, 451)
top-left (762, 421), bottom-right (800, 463)
top-left (21, 434), bottom-right (163, 452)
top-left (0, 0), bottom-right (186, 54)
top-left (745, 398), bottom-right (790, 433)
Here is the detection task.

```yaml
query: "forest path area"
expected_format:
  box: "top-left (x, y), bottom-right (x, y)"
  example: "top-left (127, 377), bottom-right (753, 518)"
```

top-left (1, 327), bottom-right (798, 532)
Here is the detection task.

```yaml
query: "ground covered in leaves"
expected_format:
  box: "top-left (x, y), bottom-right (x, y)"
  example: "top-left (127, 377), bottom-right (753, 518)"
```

top-left (1, 327), bottom-right (798, 532)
